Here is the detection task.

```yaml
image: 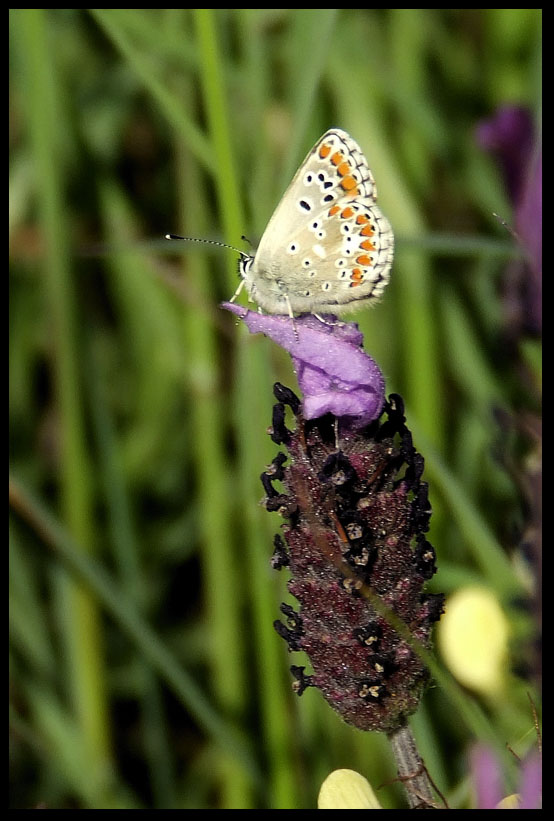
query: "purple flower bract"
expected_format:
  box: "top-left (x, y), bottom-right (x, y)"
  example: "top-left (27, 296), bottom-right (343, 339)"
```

top-left (222, 303), bottom-right (385, 428)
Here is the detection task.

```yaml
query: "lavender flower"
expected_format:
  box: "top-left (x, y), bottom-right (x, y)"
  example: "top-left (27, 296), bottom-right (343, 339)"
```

top-left (223, 304), bottom-right (443, 736)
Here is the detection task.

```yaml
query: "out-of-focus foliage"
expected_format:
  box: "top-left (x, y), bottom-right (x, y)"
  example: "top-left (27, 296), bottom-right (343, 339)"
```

top-left (9, 9), bottom-right (541, 809)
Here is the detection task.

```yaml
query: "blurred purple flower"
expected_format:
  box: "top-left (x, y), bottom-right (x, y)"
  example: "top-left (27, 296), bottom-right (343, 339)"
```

top-left (476, 106), bottom-right (534, 205)
top-left (516, 147), bottom-right (542, 327)
top-left (518, 750), bottom-right (542, 809)
top-left (477, 107), bottom-right (542, 689)
top-left (470, 744), bottom-right (541, 809)
top-left (222, 303), bottom-right (385, 428)
top-left (476, 105), bottom-right (542, 335)
top-left (470, 745), bottom-right (505, 810)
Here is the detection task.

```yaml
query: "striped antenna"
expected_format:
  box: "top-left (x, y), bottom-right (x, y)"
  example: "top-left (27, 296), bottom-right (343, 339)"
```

top-left (165, 233), bottom-right (250, 259)
top-left (491, 214), bottom-right (520, 243)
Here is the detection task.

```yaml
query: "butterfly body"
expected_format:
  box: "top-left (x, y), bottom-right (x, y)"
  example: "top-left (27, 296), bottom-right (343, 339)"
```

top-left (237, 128), bottom-right (394, 316)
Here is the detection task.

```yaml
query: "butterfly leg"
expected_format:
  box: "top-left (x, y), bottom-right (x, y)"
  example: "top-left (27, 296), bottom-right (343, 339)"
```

top-left (333, 418), bottom-right (340, 450)
top-left (314, 313), bottom-right (339, 327)
top-left (284, 294), bottom-right (299, 342)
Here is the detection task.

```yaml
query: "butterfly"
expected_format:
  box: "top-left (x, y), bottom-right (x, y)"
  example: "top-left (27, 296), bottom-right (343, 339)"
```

top-left (167, 129), bottom-right (393, 317)
top-left (235, 128), bottom-right (393, 317)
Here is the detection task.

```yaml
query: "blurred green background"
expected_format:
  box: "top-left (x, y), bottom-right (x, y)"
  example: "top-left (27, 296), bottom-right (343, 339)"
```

top-left (9, 9), bottom-right (541, 809)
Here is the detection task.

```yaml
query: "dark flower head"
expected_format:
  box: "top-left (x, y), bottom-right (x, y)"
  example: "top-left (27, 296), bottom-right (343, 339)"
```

top-left (222, 304), bottom-right (385, 428)
top-left (259, 385), bottom-right (443, 734)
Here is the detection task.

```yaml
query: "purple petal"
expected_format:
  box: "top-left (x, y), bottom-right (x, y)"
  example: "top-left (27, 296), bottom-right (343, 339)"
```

top-left (222, 303), bottom-right (385, 427)
top-left (469, 744), bottom-right (504, 809)
top-left (519, 751), bottom-right (542, 809)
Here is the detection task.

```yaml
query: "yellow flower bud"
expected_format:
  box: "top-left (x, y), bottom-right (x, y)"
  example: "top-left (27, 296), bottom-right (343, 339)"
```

top-left (317, 768), bottom-right (382, 809)
top-left (496, 793), bottom-right (521, 809)
top-left (438, 586), bottom-right (509, 696)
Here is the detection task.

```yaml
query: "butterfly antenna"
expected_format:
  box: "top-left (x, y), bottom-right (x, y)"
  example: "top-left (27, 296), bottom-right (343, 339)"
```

top-left (492, 213), bottom-right (521, 243)
top-left (165, 234), bottom-right (250, 260)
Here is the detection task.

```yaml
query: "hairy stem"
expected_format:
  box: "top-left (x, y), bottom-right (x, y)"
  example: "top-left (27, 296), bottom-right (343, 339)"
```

top-left (388, 723), bottom-right (436, 809)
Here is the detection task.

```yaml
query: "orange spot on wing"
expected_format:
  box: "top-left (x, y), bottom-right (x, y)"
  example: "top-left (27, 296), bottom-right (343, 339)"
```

top-left (340, 175), bottom-right (358, 191)
top-left (340, 206), bottom-right (355, 219)
top-left (356, 254), bottom-right (372, 266)
top-left (360, 239), bottom-right (375, 252)
top-left (337, 161), bottom-right (351, 176)
top-left (328, 204), bottom-right (340, 216)
top-left (319, 143), bottom-right (331, 159)
top-left (350, 268), bottom-right (364, 287)
top-left (360, 224), bottom-right (374, 236)
top-left (331, 151), bottom-right (344, 166)
top-left (356, 214), bottom-right (369, 224)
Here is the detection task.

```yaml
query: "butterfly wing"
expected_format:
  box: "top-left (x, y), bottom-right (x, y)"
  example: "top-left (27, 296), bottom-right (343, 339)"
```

top-left (241, 129), bottom-right (394, 315)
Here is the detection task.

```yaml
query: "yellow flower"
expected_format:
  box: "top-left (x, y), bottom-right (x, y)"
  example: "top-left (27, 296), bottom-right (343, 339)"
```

top-left (496, 793), bottom-right (521, 809)
top-left (317, 769), bottom-right (382, 809)
top-left (437, 586), bottom-right (509, 696)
